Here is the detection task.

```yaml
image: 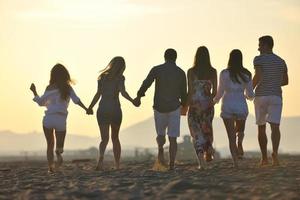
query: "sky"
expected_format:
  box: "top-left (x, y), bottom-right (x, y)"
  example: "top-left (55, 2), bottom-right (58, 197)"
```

top-left (0, 0), bottom-right (300, 137)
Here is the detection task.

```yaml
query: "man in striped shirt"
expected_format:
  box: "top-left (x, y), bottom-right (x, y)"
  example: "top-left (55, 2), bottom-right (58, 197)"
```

top-left (253, 35), bottom-right (289, 166)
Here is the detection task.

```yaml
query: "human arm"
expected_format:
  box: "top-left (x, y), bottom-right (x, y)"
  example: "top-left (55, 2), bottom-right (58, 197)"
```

top-left (30, 83), bottom-right (49, 106)
top-left (181, 70), bottom-right (191, 116)
top-left (119, 77), bottom-right (137, 106)
top-left (70, 88), bottom-right (88, 112)
top-left (136, 68), bottom-right (156, 99)
top-left (87, 80), bottom-right (102, 114)
top-left (213, 71), bottom-right (225, 104)
top-left (211, 69), bottom-right (218, 98)
top-left (281, 62), bottom-right (289, 86)
top-left (245, 79), bottom-right (255, 100)
top-left (180, 71), bottom-right (188, 115)
top-left (252, 68), bottom-right (261, 89)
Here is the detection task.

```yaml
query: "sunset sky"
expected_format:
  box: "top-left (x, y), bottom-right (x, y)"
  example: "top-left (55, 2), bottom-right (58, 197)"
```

top-left (1, 0), bottom-right (299, 137)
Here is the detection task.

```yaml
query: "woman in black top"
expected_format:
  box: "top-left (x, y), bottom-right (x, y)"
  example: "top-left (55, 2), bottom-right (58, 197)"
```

top-left (88, 57), bottom-right (138, 170)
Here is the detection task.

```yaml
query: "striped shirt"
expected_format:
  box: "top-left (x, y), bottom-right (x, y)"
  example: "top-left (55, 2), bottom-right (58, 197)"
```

top-left (253, 53), bottom-right (287, 97)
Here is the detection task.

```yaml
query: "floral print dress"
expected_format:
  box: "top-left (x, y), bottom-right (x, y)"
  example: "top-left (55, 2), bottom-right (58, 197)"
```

top-left (188, 80), bottom-right (214, 155)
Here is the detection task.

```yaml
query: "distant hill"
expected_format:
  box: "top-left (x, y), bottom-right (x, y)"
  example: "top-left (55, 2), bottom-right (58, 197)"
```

top-left (0, 130), bottom-right (98, 155)
top-left (0, 116), bottom-right (299, 156)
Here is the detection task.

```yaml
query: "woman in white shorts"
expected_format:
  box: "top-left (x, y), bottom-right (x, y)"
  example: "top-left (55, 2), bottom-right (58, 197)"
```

top-left (214, 49), bottom-right (254, 168)
top-left (30, 63), bottom-right (88, 173)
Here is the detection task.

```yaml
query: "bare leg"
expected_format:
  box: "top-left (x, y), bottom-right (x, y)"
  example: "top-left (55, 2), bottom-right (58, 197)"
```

top-left (111, 124), bottom-right (121, 169)
top-left (168, 136), bottom-right (177, 170)
top-left (258, 124), bottom-right (268, 165)
top-left (197, 152), bottom-right (206, 170)
top-left (270, 123), bottom-right (280, 166)
top-left (96, 124), bottom-right (110, 170)
top-left (43, 126), bottom-right (55, 172)
top-left (55, 130), bottom-right (66, 168)
top-left (156, 135), bottom-right (166, 165)
top-left (223, 118), bottom-right (238, 168)
top-left (235, 120), bottom-right (246, 159)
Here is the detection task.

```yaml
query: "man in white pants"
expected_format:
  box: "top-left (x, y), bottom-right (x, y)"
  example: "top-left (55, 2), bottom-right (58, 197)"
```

top-left (134, 49), bottom-right (187, 170)
top-left (253, 35), bottom-right (289, 166)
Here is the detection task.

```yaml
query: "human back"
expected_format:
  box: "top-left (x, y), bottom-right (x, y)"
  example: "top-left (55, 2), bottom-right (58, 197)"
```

top-left (98, 74), bottom-right (124, 107)
top-left (254, 53), bottom-right (287, 97)
top-left (151, 62), bottom-right (186, 112)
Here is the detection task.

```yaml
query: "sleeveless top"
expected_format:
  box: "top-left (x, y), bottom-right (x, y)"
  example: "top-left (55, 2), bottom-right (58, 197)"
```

top-left (98, 75), bottom-right (125, 109)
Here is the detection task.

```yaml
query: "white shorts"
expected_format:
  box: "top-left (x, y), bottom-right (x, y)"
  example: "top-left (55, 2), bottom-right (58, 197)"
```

top-left (43, 113), bottom-right (67, 132)
top-left (254, 95), bottom-right (282, 125)
top-left (154, 108), bottom-right (180, 138)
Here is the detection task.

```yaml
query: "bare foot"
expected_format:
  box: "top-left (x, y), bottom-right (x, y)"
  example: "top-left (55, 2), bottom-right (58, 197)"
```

top-left (56, 153), bottom-right (63, 168)
top-left (95, 160), bottom-right (104, 171)
top-left (233, 162), bottom-right (239, 169)
top-left (158, 149), bottom-right (166, 166)
top-left (115, 163), bottom-right (120, 170)
top-left (198, 165), bottom-right (205, 171)
top-left (95, 165), bottom-right (103, 171)
top-left (260, 158), bottom-right (269, 167)
top-left (272, 153), bottom-right (280, 166)
top-left (204, 147), bottom-right (214, 162)
top-left (168, 165), bottom-right (175, 171)
top-left (48, 164), bottom-right (55, 174)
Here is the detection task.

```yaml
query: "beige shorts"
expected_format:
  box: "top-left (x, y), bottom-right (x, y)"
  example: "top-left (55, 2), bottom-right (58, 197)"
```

top-left (254, 95), bottom-right (282, 125)
top-left (154, 108), bottom-right (180, 138)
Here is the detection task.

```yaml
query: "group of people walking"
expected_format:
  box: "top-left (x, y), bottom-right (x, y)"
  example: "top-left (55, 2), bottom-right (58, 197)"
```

top-left (30, 35), bottom-right (288, 173)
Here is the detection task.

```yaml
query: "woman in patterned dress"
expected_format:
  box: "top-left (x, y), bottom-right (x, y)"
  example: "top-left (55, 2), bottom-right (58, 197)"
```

top-left (185, 46), bottom-right (217, 169)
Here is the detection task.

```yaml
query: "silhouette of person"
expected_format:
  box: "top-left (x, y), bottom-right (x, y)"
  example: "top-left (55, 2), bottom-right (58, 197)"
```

top-left (134, 49), bottom-right (187, 170)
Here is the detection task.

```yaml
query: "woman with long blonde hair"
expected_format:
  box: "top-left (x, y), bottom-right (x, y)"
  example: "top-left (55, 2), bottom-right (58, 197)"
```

top-left (87, 56), bottom-right (138, 170)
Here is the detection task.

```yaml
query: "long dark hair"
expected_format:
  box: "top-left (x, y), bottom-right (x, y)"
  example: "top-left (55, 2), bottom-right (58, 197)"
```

top-left (227, 49), bottom-right (251, 84)
top-left (49, 63), bottom-right (72, 100)
top-left (192, 46), bottom-right (215, 79)
top-left (98, 56), bottom-right (125, 80)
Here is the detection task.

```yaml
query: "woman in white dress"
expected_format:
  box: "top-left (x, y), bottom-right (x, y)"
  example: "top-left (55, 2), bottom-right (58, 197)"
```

top-left (214, 49), bottom-right (254, 168)
top-left (30, 64), bottom-right (88, 173)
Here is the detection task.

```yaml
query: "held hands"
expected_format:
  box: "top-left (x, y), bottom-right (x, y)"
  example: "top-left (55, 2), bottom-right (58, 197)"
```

top-left (132, 97), bottom-right (141, 107)
top-left (181, 105), bottom-right (188, 116)
top-left (86, 107), bottom-right (94, 115)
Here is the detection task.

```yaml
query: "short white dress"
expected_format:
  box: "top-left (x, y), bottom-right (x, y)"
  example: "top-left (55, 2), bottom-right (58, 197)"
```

top-left (214, 69), bottom-right (254, 119)
top-left (33, 88), bottom-right (80, 132)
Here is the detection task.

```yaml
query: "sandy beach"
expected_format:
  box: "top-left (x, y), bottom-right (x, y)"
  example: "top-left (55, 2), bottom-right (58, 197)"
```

top-left (0, 155), bottom-right (299, 200)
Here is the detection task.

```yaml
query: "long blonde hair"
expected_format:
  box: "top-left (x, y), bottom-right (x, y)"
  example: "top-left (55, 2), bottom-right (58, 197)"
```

top-left (98, 56), bottom-right (126, 80)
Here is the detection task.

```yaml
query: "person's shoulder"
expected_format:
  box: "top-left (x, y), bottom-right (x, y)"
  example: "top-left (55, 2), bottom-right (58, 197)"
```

top-left (220, 69), bottom-right (228, 74)
top-left (118, 75), bottom-right (125, 81)
top-left (175, 65), bottom-right (185, 73)
top-left (187, 68), bottom-right (194, 75)
top-left (272, 53), bottom-right (286, 63)
top-left (253, 55), bottom-right (262, 62)
top-left (210, 67), bottom-right (217, 75)
top-left (150, 64), bottom-right (162, 72)
top-left (220, 69), bottom-right (229, 77)
top-left (45, 84), bottom-right (57, 92)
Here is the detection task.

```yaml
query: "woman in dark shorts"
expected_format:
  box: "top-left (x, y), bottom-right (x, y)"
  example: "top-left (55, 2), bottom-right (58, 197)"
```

top-left (87, 57), bottom-right (138, 170)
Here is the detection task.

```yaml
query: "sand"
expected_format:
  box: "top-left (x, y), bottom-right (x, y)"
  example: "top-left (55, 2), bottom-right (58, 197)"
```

top-left (0, 155), bottom-right (299, 200)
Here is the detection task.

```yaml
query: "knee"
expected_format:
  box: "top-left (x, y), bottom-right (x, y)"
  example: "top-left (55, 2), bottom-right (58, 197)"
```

top-left (47, 142), bottom-right (54, 150)
top-left (169, 137), bottom-right (177, 145)
top-left (258, 125), bottom-right (266, 133)
top-left (101, 137), bottom-right (109, 145)
top-left (111, 135), bottom-right (119, 143)
top-left (156, 135), bottom-right (166, 147)
top-left (55, 148), bottom-right (64, 154)
top-left (270, 124), bottom-right (280, 133)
